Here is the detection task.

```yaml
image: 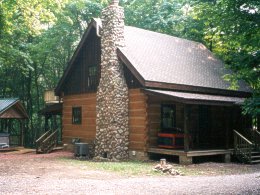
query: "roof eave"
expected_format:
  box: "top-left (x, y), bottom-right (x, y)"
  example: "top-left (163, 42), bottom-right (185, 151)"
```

top-left (144, 80), bottom-right (251, 98)
top-left (143, 89), bottom-right (245, 107)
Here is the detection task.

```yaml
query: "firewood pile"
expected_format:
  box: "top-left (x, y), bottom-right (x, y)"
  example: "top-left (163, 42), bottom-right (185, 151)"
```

top-left (153, 159), bottom-right (181, 176)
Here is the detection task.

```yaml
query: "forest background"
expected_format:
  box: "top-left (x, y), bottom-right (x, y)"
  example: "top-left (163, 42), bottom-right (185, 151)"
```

top-left (0, 0), bottom-right (259, 146)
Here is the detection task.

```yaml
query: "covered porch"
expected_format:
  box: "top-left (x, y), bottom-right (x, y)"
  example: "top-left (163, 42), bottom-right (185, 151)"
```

top-left (144, 89), bottom-right (251, 164)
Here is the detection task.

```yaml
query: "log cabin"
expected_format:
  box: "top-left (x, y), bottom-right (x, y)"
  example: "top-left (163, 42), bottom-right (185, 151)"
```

top-left (54, 1), bottom-right (255, 164)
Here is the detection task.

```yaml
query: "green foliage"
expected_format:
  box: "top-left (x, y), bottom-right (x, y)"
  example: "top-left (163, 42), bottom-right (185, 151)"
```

top-left (123, 0), bottom-right (200, 39)
top-left (191, 0), bottom-right (260, 116)
top-left (243, 97), bottom-right (260, 118)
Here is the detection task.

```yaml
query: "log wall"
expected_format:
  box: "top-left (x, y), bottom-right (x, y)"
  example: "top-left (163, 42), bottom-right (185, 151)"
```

top-left (62, 93), bottom-right (97, 144)
top-left (62, 89), bottom-right (250, 152)
top-left (62, 89), bottom-right (149, 152)
top-left (129, 89), bottom-right (148, 151)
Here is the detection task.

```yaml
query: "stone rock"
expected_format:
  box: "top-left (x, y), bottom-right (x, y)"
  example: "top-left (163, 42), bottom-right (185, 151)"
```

top-left (153, 163), bottom-right (180, 176)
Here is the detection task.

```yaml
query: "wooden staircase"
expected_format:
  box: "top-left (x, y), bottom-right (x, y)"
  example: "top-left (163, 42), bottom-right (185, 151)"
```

top-left (251, 151), bottom-right (260, 164)
top-left (234, 130), bottom-right (260, 164)
top-left (35, 129), bottom-right (58, 154)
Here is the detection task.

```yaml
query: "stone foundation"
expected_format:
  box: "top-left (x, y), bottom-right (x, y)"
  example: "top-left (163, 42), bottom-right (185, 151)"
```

top-left (95, 2), bottom-right (129, 160)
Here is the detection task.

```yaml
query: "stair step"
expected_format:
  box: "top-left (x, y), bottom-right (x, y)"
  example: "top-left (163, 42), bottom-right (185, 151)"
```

top-left (252, 156), bottom-right (260, 159)
top-left (252, 152), bottom-right (260, 155)
top-left (251, 159), bottom-right (260, 164)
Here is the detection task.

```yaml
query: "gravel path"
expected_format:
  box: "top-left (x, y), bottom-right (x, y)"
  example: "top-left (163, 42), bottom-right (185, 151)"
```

top-left (0, 152), bottom-right (260, 195)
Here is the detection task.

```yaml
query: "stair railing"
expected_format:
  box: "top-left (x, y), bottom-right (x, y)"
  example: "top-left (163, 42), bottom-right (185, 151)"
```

top-left (35, 130), bottom-right (51, 153)
top-left (233, 130), bottom-right (253, 163)
top-left (41, 130), bottom-right (58, 153)
top-left (35, 129), bottom-right (58, 154)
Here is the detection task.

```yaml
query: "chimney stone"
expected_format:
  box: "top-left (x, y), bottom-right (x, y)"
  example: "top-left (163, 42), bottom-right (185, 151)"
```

top-left (95, 2), bottom-right (129, 160)
top-left (110, 0), bottom-right (119, 6)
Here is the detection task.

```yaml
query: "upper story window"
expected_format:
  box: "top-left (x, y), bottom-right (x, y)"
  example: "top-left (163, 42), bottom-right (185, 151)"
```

top-left (88, 66), bottom-right (98, 88)
top-left (161, 104), bottom-right (176, 131)
top-left (88, 66), bottom-right (97, 77)
top-left (72, 107), bottom-right (82, 124)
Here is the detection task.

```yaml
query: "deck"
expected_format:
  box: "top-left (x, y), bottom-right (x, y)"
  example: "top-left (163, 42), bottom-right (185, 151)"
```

top-left (148, 147), bottom-right (233, 157)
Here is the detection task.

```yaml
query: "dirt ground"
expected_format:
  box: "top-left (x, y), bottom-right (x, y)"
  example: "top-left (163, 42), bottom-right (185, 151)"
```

top-left (0, 151), bottom-right (260, 194)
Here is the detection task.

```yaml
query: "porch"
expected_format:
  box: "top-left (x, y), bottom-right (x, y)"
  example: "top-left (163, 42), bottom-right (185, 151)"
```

top-left (144, 89), bottom-right (252, 164)
top-left (148, 148), bottom-right (233, 164)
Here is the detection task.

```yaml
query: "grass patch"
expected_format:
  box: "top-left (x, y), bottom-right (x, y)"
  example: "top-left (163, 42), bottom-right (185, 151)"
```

top-left (58, 157), bottom-right (259, 177)
top-left (59, 157), bottom-right (162, 176)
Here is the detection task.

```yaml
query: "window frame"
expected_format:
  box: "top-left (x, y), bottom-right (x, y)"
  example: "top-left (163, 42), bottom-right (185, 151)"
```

top-left (72, 107), bottom-right (82, 125)
top-left (160, 104), bottom-right (176, 131)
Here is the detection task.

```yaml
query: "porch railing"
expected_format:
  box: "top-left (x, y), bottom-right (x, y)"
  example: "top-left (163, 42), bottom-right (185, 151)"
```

top-left (36, 129), bottom-right (58, 154)
top-left (233, 130), bottom-right (253, 163)
top-left (36, 130), bottom-right (51, 153)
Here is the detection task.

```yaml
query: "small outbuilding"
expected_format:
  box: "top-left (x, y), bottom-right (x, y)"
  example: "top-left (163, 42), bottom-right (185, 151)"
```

top-left (0, 98), bottom-right (29, 146)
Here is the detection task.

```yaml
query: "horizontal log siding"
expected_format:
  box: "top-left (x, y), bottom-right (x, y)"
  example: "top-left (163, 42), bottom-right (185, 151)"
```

top-left (147, 103), bottom-right (160, 147)
top-left (129, 89), bottom-right (148, 151)
top-left (62, 93), bottom-right (96, 144)
top-left (62, 89), bottom-right (149, 152)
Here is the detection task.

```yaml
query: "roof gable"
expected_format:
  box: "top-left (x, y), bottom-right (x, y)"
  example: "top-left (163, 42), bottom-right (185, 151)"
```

top-left (55, 19), bottom-right (100, 95)
top-left (0, 99), bottom-right (18, 113)
top-left (0, 98), bottom-right (28, 119)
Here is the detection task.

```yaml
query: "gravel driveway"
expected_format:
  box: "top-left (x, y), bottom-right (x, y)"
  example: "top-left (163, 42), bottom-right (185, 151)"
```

top-left (0, 151), bottom-right (259, 195)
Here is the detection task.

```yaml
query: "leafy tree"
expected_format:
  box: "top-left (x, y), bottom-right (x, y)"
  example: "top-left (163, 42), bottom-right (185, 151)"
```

top-left (0, 0), bottom-right (69, 144)
top-left (190, 0), bottom-right (260, 118)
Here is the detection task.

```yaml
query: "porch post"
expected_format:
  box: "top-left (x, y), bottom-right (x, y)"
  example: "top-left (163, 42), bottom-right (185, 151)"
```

top-left (45, 115), bottom-right (49, 131)
top-left (184, 104), bottom-right (189, 152)
top-left (19, 120), bottom-right (24, 146)
top-left (225, 107), bottom-right (230, 149)
top-left (257, 115), bottom-right (260, 131)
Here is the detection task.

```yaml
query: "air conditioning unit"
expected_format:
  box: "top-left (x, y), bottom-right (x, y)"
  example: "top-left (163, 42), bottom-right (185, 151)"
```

top-left (74, 143), bottom-right (89, 159)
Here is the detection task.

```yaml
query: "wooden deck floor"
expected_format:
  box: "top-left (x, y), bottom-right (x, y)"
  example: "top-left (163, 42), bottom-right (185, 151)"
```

top-left (148, 147), bottom-right (233, 157)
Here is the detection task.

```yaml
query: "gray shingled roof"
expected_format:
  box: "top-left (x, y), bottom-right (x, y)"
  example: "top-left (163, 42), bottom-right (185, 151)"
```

top-left (0, 98), bottom-right (19, 114)
top-left (119, 26), bottom-right (251, 92)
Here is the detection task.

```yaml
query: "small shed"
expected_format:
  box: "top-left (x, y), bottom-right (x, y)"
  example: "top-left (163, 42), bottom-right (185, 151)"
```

top-left (0, 98), bottom-right (29, 146)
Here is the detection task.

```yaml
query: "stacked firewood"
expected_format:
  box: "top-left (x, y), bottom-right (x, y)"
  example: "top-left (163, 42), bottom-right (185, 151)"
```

top-left (153, 159), bottom-right (181, 176)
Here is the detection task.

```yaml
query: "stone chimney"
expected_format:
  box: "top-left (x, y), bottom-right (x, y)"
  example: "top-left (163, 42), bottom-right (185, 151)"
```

top-left (95, 0), bottom-right (129, 160)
